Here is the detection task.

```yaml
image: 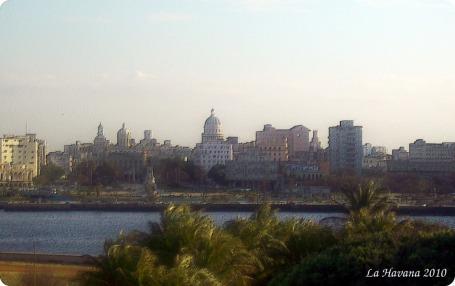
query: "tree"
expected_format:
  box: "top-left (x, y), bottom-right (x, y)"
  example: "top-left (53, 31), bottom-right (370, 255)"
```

top-left (340, 180), bottom-right (391, 215)
top-left (69, 161), bottom-right (96, 186)
top-left (208, 165), bottom-right (227, 186)
top-left (33, 163), bottom-right (65, 186)
top-left (93, 162), bottom-right (120, 186)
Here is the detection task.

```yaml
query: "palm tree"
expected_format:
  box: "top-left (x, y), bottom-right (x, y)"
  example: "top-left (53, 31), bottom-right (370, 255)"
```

top-left (340, 180), bottom-right (391, 214)
top-left (144, 204), bottom-right (259, 286)
top-left (81, 243), bottom-right (143, 286)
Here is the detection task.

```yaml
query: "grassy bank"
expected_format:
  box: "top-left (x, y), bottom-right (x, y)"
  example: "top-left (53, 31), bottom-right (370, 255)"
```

top-left (0, 260), bottom-right (94, 286)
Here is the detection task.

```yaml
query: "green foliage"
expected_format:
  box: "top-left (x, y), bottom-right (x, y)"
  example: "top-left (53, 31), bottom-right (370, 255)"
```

top-left (153, 158), bottom-right (205, 187)
top-left (69, 161), bottom-right (121, 186)
top-left (340, 180), bottom-right (392, 214)
top-left (208, 164), bottom-right (227, 186)
top-left (82, 203), bottom-right (455, 286)
top-left (33, 163), bottom-right (65, 186)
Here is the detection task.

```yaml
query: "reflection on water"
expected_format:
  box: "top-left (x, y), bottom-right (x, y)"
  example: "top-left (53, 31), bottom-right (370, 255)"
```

top-left (0, 211), bottom-right (453, 256)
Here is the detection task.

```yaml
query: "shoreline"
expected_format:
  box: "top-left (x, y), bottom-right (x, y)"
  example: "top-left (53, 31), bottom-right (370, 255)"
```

top-left (0, 252), bottom-right (95, 266)
top-left (0, 202), bottom-right (454, 216)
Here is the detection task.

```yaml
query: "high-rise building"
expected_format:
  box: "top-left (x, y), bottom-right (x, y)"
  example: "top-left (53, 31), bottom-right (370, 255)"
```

top-left (328, 120), bottom-right (363, 174)
top-left (0, 134), bottom-right (45, 186)
top-left (117, 123), bottom-right (133, 150)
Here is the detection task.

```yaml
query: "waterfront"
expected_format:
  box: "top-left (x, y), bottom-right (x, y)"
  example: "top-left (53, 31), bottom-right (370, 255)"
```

top-left (0, 211), bottom-right (454, 256)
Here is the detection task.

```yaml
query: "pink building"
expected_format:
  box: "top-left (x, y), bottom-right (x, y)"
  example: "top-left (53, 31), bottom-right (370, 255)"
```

top-left (255, 124), bottom-right (310, 161)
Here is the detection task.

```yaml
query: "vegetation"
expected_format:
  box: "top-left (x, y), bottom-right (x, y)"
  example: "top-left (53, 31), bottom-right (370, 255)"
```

top-left (81, 181), bottom-right (455, 286)
top-left (153, 158), bottom-right (205, 187)
top-left (33, 163), bottom-right (65, 186)
top-left (207, 164), bottom-right (227, 186)
top-left (69, 161), bottom-right (121, 186)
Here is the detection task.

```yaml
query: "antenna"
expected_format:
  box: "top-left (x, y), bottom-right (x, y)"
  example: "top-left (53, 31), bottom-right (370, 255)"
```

top-left (25, 121), bottom-right (28, 135)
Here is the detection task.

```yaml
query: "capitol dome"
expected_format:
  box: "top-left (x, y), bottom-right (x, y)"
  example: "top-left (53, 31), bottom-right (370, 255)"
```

top-left (202, 109), bottom-right (224, 143)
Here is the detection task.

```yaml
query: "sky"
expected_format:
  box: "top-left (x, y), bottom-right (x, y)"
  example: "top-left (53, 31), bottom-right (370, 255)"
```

top-left (0, 0), bottom-right (454, 152)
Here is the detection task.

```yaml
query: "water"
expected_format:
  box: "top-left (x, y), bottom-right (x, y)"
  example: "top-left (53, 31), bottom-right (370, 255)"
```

top-left (0, 211), bottom-right (453, 256)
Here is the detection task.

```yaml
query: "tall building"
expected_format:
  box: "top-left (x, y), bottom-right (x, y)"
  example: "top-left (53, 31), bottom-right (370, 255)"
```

top-left (328, 120), bottom-right (363, 174)
top-left (309, 130), bottom-right (322, 151)
top-left (255, 124), bottom-right (310, 161)
top-left (93, 123), bottom-right (110, 158)
top-left (117, 123), bottom-right (133, 150)
top-left (192, 109), bottom-right (233, 171)
top-left (0, 134), bottom-right (45, 186)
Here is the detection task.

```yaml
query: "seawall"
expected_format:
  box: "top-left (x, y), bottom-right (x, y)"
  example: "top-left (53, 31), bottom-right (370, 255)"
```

top-left (0, 202), bottom-right (454, 216)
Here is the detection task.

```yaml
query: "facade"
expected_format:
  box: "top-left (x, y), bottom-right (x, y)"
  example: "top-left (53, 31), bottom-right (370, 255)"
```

top-left (0, 134), bottom-right (45, 186)
top-left (372, 146), bottom-right (387, 155)
top-left (392, 147), bottom-right (409, 161)
top-left (362, 154), bottom-right (389, 171)
top-left (117, 123), bottom-right (133, 150)
top-left (192, 109), bottom-right (233, 171)
top-left (225, 160), bottom-right (279, 191)
top-left (64, 141), bottom-right (93, 167)
top-left (256, 124), bottom-right (310, 161)
top-left (409, 139), bottom-right (455, 161)
top-left (284, 163), bottom-right (323, 181)
top-left (387, 160), bottom-right (455, 174)
top-left (363, 143), bottom-right (373, 157)
top-left (107, 151), bottom-right (147, 183)
top-left (328, 120), bottom-right (363, 174)
top-left (93, 123), bottom-right (110, 158)
top-left (309, 130), bottom-right (322, 151)
top-left (363, 143), bottom-right (387, 157)
top-left (47, 151), bottom-right (73, 173)
top-left (234, 141), bottom-right (269, 162)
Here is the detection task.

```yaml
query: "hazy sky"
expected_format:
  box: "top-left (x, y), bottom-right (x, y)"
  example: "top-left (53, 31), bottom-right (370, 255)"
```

top-left (1, 0), bottom-right (454, 151)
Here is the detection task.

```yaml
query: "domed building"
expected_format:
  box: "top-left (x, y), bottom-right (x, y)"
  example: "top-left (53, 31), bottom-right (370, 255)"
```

top-left (202, 109), bottom-right (224, 143)
top-left (193, 109), bottom-right (233, 172)
top-left (117, 123), bottom-right (133, 150)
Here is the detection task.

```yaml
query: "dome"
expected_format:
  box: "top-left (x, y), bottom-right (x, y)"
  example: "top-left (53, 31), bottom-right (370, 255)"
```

top-left (204, 109), bottom-right (222, 134)
top-left (202, 109), bottom-right (224, 143)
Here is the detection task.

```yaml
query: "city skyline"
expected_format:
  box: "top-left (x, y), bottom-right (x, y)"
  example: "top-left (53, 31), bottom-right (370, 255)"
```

top-left (1, 0), bottom-right (455, 151)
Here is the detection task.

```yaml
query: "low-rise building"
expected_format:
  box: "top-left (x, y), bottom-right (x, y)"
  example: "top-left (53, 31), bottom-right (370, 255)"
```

top-left (409, 139), bottom-right (455, 161)
top-left (392, 147), bottom-right (409, 161)
top-left (225, 160), bottom-right (280, 191)
top-left (47, 151), bottom-right (73, 173)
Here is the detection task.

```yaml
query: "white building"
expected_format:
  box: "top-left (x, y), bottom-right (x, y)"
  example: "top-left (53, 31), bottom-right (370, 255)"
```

top-left (117, 123), bottom-right (133, 150)
top-left (0, 134), bottom-right (45, 186)
top-left (409, 139), bottom-right (455, 161)
top-left (192, 109), bottom-right (233, 171)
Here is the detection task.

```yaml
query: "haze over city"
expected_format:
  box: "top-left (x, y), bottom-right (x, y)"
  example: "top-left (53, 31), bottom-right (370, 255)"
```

top-left (1, 0), bottom-right (455, 151)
